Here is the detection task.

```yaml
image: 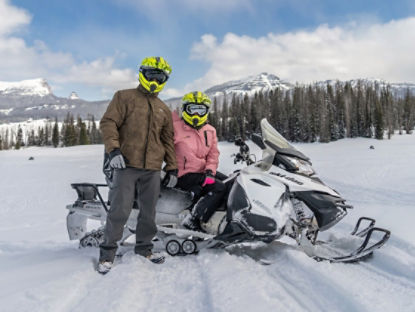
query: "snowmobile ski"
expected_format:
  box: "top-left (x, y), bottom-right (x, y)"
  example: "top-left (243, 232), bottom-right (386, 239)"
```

top-left (307, 217), bottom-right (391, 263)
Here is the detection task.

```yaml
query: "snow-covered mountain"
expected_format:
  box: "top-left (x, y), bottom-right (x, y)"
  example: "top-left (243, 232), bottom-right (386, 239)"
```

top-left (204, 72), bottom-right (292, 97)
top-left (0, 78), bottom-right (109, 123)
top-left (164, 73), bottom-right (415, 110)
top-left (0, 78), bottom-right (52, 97)
top-left (164, 72), bottom-right (293, 110)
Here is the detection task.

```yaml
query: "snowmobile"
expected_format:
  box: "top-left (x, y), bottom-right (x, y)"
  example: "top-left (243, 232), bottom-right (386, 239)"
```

top-left (66, 118), bottom-right (390, 263)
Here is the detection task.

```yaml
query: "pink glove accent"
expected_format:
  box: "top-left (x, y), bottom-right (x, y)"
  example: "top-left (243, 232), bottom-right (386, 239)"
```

top-left (202, 177), bottom-right (215, 187)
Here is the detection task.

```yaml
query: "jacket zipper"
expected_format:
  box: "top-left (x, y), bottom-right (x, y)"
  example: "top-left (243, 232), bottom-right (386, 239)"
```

top-left (183, 156), bottom-right (187, 169)
top-left (204, 130), bottom-right (209, 147)
top-left (143, 97), bottom-right (152, 168)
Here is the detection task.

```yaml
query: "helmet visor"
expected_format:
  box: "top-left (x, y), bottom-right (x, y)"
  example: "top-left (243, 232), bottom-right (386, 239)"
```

top-left (185, 104), bottom-right (208, 116)
top-left (141, 68), bottom-right (169, 84)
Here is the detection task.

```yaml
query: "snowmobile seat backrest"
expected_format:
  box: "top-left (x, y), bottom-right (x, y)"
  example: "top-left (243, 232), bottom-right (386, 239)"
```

top-left (71, 183), bottom-right (101, 201)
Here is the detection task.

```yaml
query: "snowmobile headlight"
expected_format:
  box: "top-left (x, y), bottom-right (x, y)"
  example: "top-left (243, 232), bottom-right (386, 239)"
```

top-left (283, 156), bottom-right (315, 176)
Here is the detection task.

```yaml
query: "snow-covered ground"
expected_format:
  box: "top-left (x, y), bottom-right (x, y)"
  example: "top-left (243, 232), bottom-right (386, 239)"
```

top-left (0, 134), bottom-right (414, 312)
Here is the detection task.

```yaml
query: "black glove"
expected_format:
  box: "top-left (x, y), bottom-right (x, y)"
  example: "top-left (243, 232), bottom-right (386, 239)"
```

top-left (109, 148), bottom-right (126, 169)
top-left (162, 169), bottom-right (178, 188)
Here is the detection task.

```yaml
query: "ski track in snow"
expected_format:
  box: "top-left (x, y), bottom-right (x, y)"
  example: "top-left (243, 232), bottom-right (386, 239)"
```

top-left (1, 135), bottom-right (415, 312)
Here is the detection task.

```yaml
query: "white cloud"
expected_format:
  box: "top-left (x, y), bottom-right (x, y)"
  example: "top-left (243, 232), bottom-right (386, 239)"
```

top-left (0, 0), bottom-right (31, 35)
top-left (0, 0), bottom-right (136, 98)
top-left (161, 87), bottom-right (184, 99)
top-left (187, 17), bottom-right (415, 91)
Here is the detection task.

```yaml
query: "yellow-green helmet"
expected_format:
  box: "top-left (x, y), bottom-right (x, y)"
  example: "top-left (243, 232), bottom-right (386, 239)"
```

top-left (181, 91), bottom-right (212, 128)
top-left (138, 56), bottom-right (172, 93)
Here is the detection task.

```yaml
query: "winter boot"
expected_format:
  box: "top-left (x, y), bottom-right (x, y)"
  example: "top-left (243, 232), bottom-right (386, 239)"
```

top-left (146, 252), bottom-right (165, 264)
top-left (97, 261), bottom-right (113, 274)
top-left (182, 213), bottom-right (205, 233)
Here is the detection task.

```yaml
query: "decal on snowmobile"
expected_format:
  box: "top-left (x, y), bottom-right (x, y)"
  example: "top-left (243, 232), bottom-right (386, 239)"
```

top-left (252, 199), bottom-right (271, 211)
top-left (269, 171), bottom-right (304, 185)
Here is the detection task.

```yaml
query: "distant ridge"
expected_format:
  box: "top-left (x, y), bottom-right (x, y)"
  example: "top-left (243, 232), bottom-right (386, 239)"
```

top-left (0, 78), bottom-right (109, 123)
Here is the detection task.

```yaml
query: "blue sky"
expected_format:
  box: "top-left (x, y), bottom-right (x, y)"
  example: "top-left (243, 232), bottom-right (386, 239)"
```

top-left (1, 0), bottom-right (415, 100)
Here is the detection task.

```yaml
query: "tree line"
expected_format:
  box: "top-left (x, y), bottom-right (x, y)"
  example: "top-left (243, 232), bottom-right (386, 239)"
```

top-left (1, 80), bottom-right (414, 150)
top-left (209, 80), bottom-right (415, 142)
top-left (0, 113), bottom-right (102, 150)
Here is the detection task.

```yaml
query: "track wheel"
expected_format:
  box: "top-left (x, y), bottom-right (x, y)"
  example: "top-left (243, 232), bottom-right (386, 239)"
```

top-left (182, 239), bottom-right (197, 254)
top-left (79, 235), bottom-right (99, 248)
top-left (166, 240), bottom-right (181, 256)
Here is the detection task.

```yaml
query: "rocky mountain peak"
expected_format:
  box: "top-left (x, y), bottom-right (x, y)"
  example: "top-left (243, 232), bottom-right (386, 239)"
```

top-left (68, 91), bottom-right (80, 100)
top-left (0, 78), bottom-right (53, 97)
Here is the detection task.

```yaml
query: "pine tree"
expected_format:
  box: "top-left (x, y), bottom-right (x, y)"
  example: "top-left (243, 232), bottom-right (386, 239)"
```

top-left (64, 113), bottom-right (77, 146)
top-left (343, 82), bottom-right (352, 137)
top-left (37, 126), bottom-right (44, 146)
top-left (78, 118), bottom-right (89, 145)
top-left (403, 89), bottom-right (414, 134)
top-left (212, 97), bottom-right (222, 140)
top-left (326, 83), bottom-right (338, 141)
top-left (52, 117), bottom-right (59, 147)
top-left (221, 94), bottom-right (229, 140)
top-left (334, 82), bottom-right (346, 139)
top-left (4, 129), bottom-right (9, 150)
top-left (15, 125), bottom-right (23, 150)
top-left (27, 129), bottom-right (36, 146)
top-left (249, 92), bottom-right (259, 133)
top-left (374, 96), bottom-right (384, 139)
top-left (44, 118), bottom-right (50, 146)
top-left (229, 94), bottom-right (242, 139)
top-left (209, 98), bottom-right (219, 130)
top-left (317, 87), bottom-right (329, 143)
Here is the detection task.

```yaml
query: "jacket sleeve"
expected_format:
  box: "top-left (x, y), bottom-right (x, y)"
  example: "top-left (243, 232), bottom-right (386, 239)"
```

top-left (205, 129), bottom-right (220, 175)
top-left (100, 91), bottom-right (126, 153)
top-left (161, 110), bottom-right (178, 171)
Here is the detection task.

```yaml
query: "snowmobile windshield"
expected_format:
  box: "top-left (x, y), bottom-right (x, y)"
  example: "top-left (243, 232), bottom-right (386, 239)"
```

top-left (260, 119), bottom-right (310, 162)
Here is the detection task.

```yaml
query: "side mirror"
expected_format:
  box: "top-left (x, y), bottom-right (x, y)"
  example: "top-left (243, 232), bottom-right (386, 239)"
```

top-left (251, 133), bottom-right (266, 150)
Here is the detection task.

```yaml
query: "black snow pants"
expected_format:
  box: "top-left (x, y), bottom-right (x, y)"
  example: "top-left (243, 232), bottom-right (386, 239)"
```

top-left (176, 172), bottom-right (228, 223)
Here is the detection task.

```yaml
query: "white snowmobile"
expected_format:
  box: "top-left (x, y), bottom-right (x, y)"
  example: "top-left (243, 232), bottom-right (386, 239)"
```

top-left (66, 119), bottom-right (390, 263)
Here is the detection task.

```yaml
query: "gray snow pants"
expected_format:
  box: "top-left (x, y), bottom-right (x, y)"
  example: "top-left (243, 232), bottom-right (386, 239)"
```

top-left (99, 167), bottom-right (160, 262)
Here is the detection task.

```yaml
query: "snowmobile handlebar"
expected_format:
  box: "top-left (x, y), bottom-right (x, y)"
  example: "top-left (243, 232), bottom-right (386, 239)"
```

top-left (231, 138), bottom-right (256, 166)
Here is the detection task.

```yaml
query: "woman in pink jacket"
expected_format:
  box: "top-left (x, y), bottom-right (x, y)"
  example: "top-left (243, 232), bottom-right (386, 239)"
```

top-left (173, 91), bottom-right (227, 232)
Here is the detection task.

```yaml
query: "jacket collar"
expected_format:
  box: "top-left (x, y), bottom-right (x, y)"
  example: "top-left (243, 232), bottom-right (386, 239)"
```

top-left (137, 84), bottom-right (159, 97)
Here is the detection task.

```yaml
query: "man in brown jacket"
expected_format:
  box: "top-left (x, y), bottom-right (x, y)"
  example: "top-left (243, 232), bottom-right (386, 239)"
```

top-left (98, 56), bottom-right (178, 274)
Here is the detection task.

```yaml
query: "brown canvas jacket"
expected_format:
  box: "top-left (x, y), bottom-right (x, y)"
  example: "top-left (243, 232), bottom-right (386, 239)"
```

top-left (100, 85), bottom-right (177, 171)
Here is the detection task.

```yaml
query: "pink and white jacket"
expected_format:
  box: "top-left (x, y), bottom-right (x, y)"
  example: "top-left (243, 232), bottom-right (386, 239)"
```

top-left (172, 111), bottom-right (220, 178)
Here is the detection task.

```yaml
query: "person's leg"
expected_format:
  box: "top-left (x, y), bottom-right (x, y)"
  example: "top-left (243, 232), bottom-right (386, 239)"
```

top-left (176, 173), bottom-right (204, 199)
top-left (99, 168), bottom-right (137, 262)
top-left (193, 180), bottom-right (227, 223)
top-left (134, 169), bottom-right (161, 257)
top-left (215, 171), bottom-right (228, 181)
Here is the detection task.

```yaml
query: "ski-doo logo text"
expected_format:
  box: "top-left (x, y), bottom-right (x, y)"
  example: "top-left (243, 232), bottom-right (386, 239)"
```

top-left (270, 172), bottom-right (304, 185)
top-left (253, 199), bottom-right (269, 211)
